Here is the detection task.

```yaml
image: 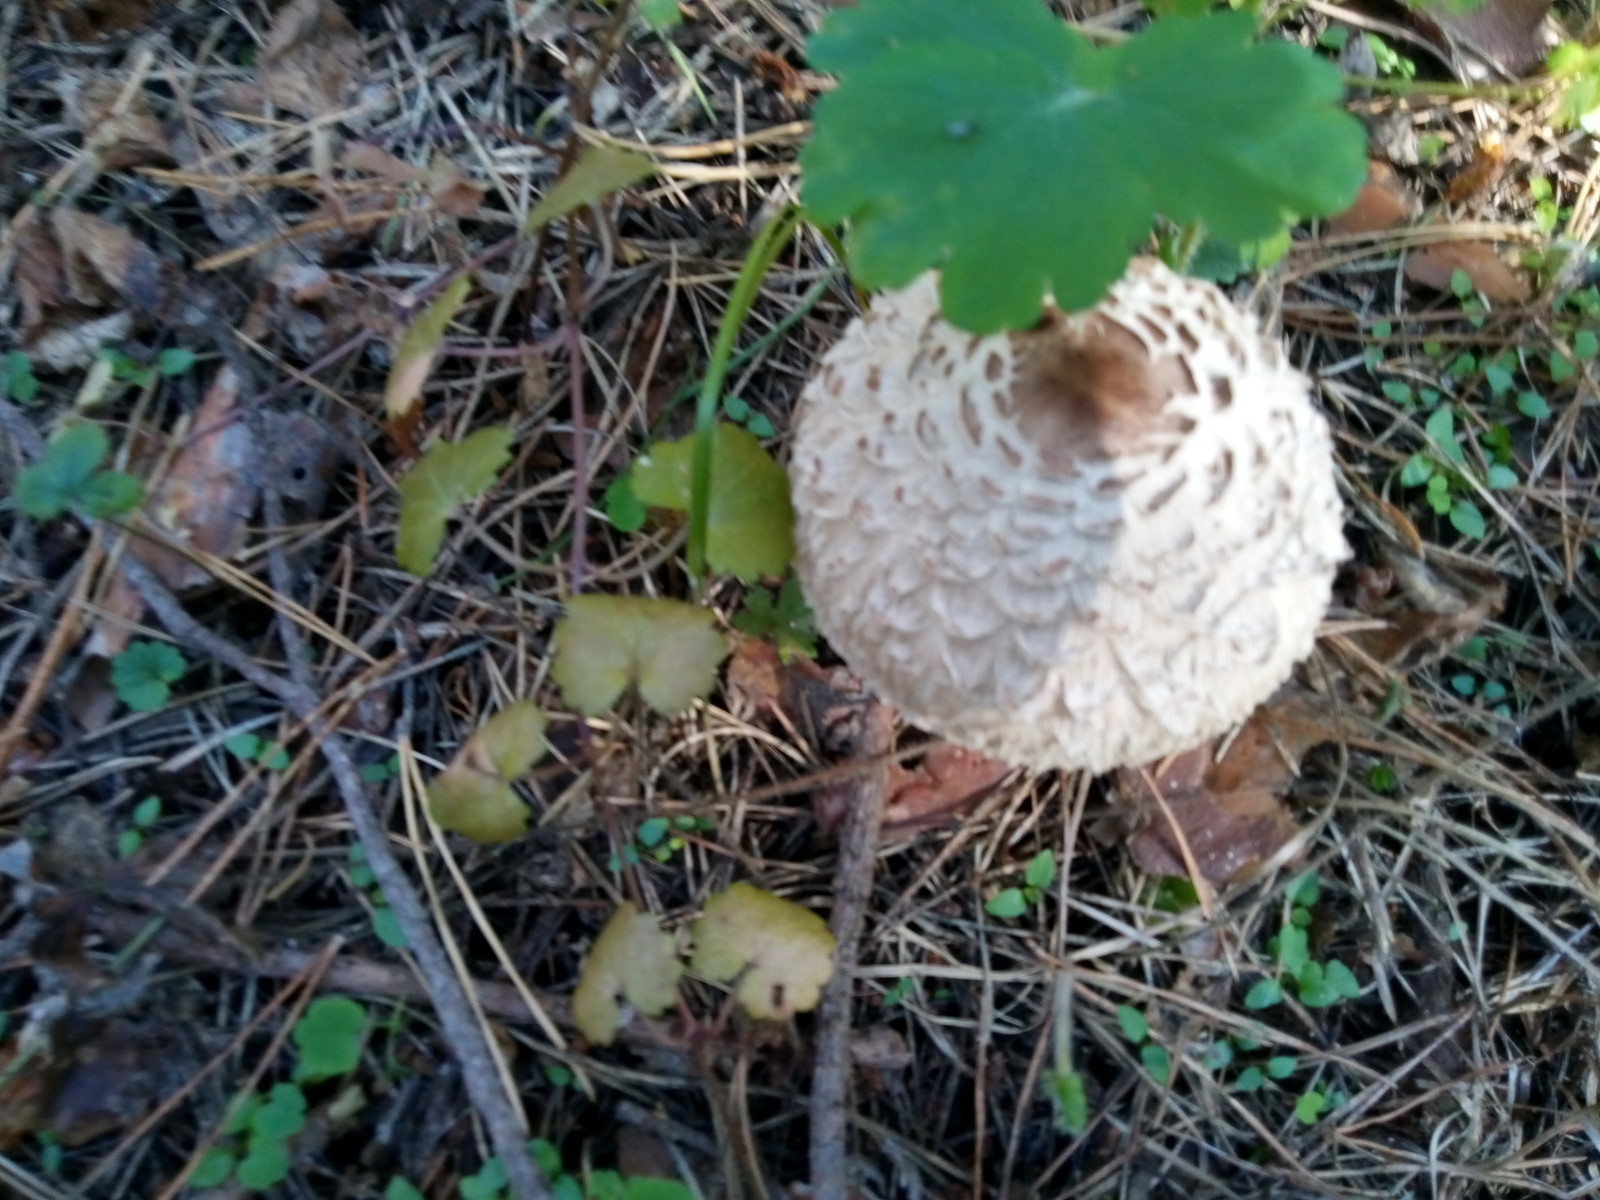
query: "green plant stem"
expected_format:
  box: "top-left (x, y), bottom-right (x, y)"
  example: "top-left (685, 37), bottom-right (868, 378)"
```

top-left (687, 204), bottom-right (802, 585)
top-left (1342, 74), bottom-right (1547, 101)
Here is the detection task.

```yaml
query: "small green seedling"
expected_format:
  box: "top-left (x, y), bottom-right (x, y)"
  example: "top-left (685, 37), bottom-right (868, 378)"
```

top-left (1114, 1004), bottom-right (1172, 1082)
top-left (360, 754), bottom-right (403, 784)
top-left (461, 1139), bottom-right (695, 1200)
top-left (14, 422), bottom-right (143, 521)
top-left (616, 813), bottom-right (715, 868)
top-left (111, 641), bottom-right (187, 712)
top-left (720, 394), bottom-right (775, 438)
top-left (985, 849), bottom-right (1055, 918)
top-left (1043, 1067), bottom-right (1088, 1135)
top-left (732, 575), bottom-right (818, 662)
top-left (882, 977), bottom-right (915, 1007)
top-left (224, 731), bottom-right (291, 770)
top-left (1397, 406), bottom-right (1488, 540)
top-left (1250, 873), bottom-right (1363, 1010)
top-left (116, 795), bottom-right (162, 859)
top-left (347, 845), bottom-right (406, 948)
top-left (100, 346), bottom-right (196, 390)
top-left (193, 998), bottom-right (367, 1192)
top-left (4, 351), bottom-right (38, 404)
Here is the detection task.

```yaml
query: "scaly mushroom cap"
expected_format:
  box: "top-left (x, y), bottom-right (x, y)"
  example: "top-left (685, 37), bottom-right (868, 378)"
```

top-left (789, 259), bottom-right (1349, 774)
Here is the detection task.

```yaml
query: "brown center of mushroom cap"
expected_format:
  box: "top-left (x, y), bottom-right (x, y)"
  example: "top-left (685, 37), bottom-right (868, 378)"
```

top-left (1008, 311), bottom-right (1199, 468)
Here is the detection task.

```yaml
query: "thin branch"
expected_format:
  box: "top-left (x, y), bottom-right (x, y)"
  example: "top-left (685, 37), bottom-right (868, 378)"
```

top-left (116, 553), bottom-right (551, 1200)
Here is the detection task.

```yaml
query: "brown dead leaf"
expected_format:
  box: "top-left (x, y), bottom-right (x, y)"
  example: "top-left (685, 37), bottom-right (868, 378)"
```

top-left (1445, 135), bottom-right (1507, 205)
top-left (1415, 0), bottom-right (1556, 76)
top-left (752, 50), bottom-right (809, 104)
top-left (133, 365), bottom-right (261, 590)
top-left (1342, 542), bottom-right (1506, 671)
top-left (13, 209), bottom-right (174, 370)
top-left (59, 73), bottom-right (171, 169)
top-left (726, 635), bottom-right (786, 717)
top-left (881, 743), bottom-right (1010, 838)
top-left (260, 0), bottom-right (367, 116)
top-left (1107, 696), bottom-right (1334, 883)
top-left (51, 208), bottom-right (173, 315)
top-left (46, 0), bottom-right (158, 37)
top-left (1327, 161), bottom-right (1416, 236)
top-left (1405, 239), bottom-right (1531, 303)
top-left (342, 144), bottom-right (484, 216)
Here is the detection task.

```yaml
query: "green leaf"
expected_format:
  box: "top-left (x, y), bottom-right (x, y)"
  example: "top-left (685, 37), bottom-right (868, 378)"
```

top-left (622, 1179), bottom-right (696, 1200)
top-left (529, 1139), bottom-right (564, 1179)
top-left (639, 0), bottom-right (682, 31)
top-left (802, 2), bottom-right (1364, 331)
top-left (1244, 978), bottom-right (1282, 1009)
top-left (1449, 499), bottom-right (1486, 540)
top-left (1451, 672), bottom-right (1477, 696)
top-left (385, 275), bottom-right (471, 423)
top-left (426, 701), bottom-right (547, 844)
top-left (689, 882), bottom-right (836, 1020)
top-left (1266, 1054), bottom-right (1299, 1080)
top-left (1045, 1068), bottom-right (1088, 1135)
top-left (223, 1093), bottom-right (263, 1136)
top-left (395, 425), bottom-right (515, 574)
top-left (524, 145), bottom-right (656, 233)
top-left (226, 732), bottom-right (262, 760)
top-left (1276, 925), bottom-right (1310, 976)
top-left (1516, 391), bottom-right (1549, 419)
top-left (460, 1158), bottom-right (508, 1200)
top-left (1551, 350), bottom-right (1576, 383)
top-left (191, 1148), bottom-right (237, 1187)
top-left (1450, 268), bottom-right (1475, 299)
top-left (637, 817), bottom-right (671, 847)
top-left (1115, 1005), bottom-right (1149, 1043)
top-left (77, 469), bottom-right (143, 518)
top-left (1486, 464), bottom-right (1518, 490)
top-left (157, 346), bottom-right (196, 376)
top-left (631, 423), bottom-right (795, 581)
top-left (251, 1083), bottom-right (307, 1141)
top-left (15, 423), bottom-right (109, 519)
top-left (386, 1178), bottom-right (428, 1200)
top-left (371, 906), bottom-right (407, 948)
top-left (1139, 1043), bottom-right (1171, 1081)
top-left (1024, 849), bottom-right (1056, 890)
top-left (1294, 1088), bottom-right (1328, 1124)
top-left (1296, 960), bottom-right (1340, 1007)
top-left (132, 795), bottom-right (162, 827)
top-left (116, 829), bottom-right (142, 859)
top-left (292, 996), bottom-right (366, 1083)
top-left (604, 470), bottom-right (647, 532)
top-left (1380, 381), bottom-right (1414, 406)
top-left (551, 595), bottom-right (728, 717)
top-left (112, 641), bottom-right (187, 711)
top-left (1287, 872), bottom-right (1320, 907)
top-left (4, 352), bottom-right (38, 404)
top-left (1576, 330), bottom-right (1598, 361)
top-left (1201, 1040), bottom-right (1233, 1071)
top-left (1232, 1066), bottom-right (1265, 1092)
top-left (732, 576), bottom-right (818, 662)
top-left (236, 1136), bottom-right (291, 1190)
top-left (1324, 957), bottom-right (1361, 1000)
top-left (984, 887), bottom-right (1028, 919)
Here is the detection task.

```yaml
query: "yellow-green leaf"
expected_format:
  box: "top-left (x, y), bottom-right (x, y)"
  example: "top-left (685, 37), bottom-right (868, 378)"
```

top-left (551, 595), bottom-right (727, 717)
top-left (385, 276), bottom-right (471, 422)
top-left (524, 145), bottom-right (656, 234)
top-left (631, 424), bottom-right (794, 581)
top-left (426, 701), bottom-right (548, 844)
top-left (689, 882), bottom-right (835, 1020)
top-left (395, 426), bottom-right (514, 574)
top-left (571, 903), bottom-right (684, 1046)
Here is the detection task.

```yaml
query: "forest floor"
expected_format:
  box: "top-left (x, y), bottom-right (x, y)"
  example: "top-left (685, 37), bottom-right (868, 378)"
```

top-left (2, 1), bottom-right (1600, 1198)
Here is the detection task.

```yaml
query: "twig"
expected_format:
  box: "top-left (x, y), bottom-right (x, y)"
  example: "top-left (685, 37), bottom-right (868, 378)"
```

top-left (115, 553), bottom-right (551, 1200)
top-left (808, 702), bottom-right (893, 1196)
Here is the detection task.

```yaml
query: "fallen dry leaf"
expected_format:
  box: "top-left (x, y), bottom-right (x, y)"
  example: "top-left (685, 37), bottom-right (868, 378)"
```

top-left (1415, 0), bottom-right (1556, 76)
top-left (1106, 696), bottom-right (1334, 883)
top-left (1341, 541), bottom-right (1506, 671)
top-left (880, 742), bottom-right (1010, 838)
top-left (59, 73), bottom-right (171, 169)
top-left (14, 208), bottom-right (175, 370)
top-left (1445, 136), bottom-right (1507, 206)
top-left (572, 902), bottom-right (684, 1046)
top-left (259, 0), bottom-right (368, 116)
top-left (45, 0), bottom-right (158, 37)
top-left (1405, 239), bottom-right (1531, 303)
top-left (1327, 161), bottom-right (1418, 236)
top-left (342, 143), bottom-right (483, 216)
top-left (689, 883), bottom-right (836, 1021)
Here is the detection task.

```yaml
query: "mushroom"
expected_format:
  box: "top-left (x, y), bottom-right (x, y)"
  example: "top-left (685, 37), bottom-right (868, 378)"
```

top-left (789, 258), bottom-right (1348, 774)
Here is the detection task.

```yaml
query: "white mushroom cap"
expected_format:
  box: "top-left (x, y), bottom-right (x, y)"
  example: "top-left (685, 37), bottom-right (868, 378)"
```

top-left (789, 259), bottom-right (1349, 774)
